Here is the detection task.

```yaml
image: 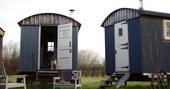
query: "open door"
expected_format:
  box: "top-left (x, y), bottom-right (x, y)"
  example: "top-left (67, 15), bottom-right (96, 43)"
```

top-left (114, 21), bottom-right (129, 72)
top-left (57, 23), bottom-right (72, 69)
top-left (39, 26), bottom-right (58, 70)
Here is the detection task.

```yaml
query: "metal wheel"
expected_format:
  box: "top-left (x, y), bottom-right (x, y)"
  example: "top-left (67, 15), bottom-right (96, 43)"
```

top-left (151, 72), bottom-right (161, 89)
top-left (159, 71), bottom-right (170, 89)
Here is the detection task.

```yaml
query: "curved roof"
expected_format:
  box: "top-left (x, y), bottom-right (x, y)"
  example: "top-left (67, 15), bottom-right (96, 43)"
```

top-left (18, 13), bottom-right (81, 28)
top-left (101, 8), bottom-right (170, 27)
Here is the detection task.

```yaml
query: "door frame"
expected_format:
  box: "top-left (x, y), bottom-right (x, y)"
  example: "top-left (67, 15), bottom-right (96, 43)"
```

top-left (38, 25), bottom-right (58, 70)
top-left (38, 26), bottom-right (41, 70)
top-left (114, 21), bottom-right (130, 72)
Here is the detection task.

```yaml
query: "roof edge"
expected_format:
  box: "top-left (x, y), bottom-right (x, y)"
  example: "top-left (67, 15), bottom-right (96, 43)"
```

top-left (101, 8), bottom-right (138, 27)
top-left (0, 27), bottom-right (5, 36)
top-left (18, 12), bottom-right (81, 27)
top-left (0, 27), bottom-right (5, 32)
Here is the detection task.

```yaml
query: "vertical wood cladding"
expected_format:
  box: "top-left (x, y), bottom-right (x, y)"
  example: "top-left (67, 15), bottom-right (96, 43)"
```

top-left (105, 25), bottom-right (115, 75)
top-left (20, 26), bottom-right (39, 72)
top-left (128, 18), bottom-right (142, 73)
top-left (140, 16), bottom-right (170, 73)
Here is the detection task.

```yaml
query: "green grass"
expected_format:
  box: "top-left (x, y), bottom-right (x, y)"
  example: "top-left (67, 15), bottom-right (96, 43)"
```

top-left (81, 77), bottom-right (152, 89)
top-left (9, 76), bottom-right (152, 89)
top-left (82, 76), bottom-right (106, 89)
top-left (116, 82), bottom-right (151, 89)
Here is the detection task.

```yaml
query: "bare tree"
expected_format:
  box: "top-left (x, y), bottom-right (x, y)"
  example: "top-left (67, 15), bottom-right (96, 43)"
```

top-left (3, 41), bottom-right (19, 74)
top-left (78, 50), bottom-right (105, 76)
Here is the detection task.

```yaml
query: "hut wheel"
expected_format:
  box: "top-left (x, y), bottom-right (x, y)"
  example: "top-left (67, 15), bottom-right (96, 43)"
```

top-left (151, 72), bottom-right (161, 89)
top-left (159, 71), bottom-right (170, 89)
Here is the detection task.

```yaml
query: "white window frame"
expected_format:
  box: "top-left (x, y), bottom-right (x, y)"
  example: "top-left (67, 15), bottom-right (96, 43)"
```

top-left (48, 42), bottom-right (54, 51)
top-left (163, 20), bottom-right (170, 40)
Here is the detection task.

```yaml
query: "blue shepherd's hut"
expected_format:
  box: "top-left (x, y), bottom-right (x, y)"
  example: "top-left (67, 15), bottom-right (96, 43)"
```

top-left (101, 8), bottom-right (170, 75)
top-left (18, 13), bottom-right (81, 81)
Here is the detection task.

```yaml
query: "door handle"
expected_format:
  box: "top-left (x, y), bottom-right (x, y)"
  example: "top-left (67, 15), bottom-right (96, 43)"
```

top-left (121, 42), bottom-right (128, 46)
top-left (69, 41), bottom-right (71, 47)
top-left (121, 46), bottom-right (128, 49)
top-left (121, 66), bottom-right (129, 69)
top-left (121, 42), bottom-right (128, 49)
top-left (69, 49), bottom-right (72, 53)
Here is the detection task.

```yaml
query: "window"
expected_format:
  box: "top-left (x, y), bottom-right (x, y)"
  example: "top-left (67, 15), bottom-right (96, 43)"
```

top-left (119, 28), bottom-right (123, 37)
top-left (163, 20), bottom-right (170, 40)
top-left (48, 42), bottom-right (54, 51)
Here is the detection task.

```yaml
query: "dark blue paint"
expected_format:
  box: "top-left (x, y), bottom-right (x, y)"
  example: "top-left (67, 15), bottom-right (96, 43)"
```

top-left (72, 27), bottom-right (78, 70)
top-left (20, 26), bottom-right (39, 72)
top-left (128, 19), bottom-right (142, 73)
top-left (105, 25), bottom-right (115, 75)
top-left (103, 8), bottom-right (170, 75)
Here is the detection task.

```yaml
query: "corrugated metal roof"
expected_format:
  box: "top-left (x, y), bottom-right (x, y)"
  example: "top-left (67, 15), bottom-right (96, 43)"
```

top-left (101, 8), bottom-right (170, 27)
top-left (18, 13), bottom-right (81, 28)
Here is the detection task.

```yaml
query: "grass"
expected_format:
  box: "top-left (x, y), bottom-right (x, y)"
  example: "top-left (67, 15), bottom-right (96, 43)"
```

top-left (7, 76), bottom-right (152, 89)
top-left (116, 82), bottom-right (151, 89)
top-left (82, 76), bottom-right (106, 89)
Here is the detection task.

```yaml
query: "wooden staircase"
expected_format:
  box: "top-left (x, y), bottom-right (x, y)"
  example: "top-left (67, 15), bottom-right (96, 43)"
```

top-left (98, 72), bottom-right (130, 89)
top-left (36, 70), bottom-right (60, 82)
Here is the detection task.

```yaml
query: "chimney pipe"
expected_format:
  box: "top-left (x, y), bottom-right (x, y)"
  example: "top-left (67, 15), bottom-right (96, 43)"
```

top-left (69, 9), bottom-right (75, 18)
top-left (139, 0), bottom-right (143, 10)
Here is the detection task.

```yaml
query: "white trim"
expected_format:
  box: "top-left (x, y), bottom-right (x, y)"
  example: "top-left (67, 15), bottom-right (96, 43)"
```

top-left (114, 21), bottom-right (129, 72)
top-left (163, 20), bottom-right (170, 40)
top-left (37, 26), bottom-right (41, 70)
top-left (57, 23), bottom-right (73, 69)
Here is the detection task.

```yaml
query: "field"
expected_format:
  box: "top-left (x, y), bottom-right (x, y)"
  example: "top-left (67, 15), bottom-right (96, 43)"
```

top-left (82, 77), bottom-right (151, 89)
top-left (7, 76), bottom-right (152, 89)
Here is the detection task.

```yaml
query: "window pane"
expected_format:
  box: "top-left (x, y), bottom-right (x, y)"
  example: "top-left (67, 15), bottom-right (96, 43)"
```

top-left (51, 42), bottom-right (54, 47)
top-left (119, 28), bottom-right (123, 37)
top-left (48, 42), bottom-right (54, 51)
top-left (51, 47), bottom-right (54, 51)
top-left (48, 47), bottom-right (51, 51)
top-left (48, 42), bottom-right (50, 47)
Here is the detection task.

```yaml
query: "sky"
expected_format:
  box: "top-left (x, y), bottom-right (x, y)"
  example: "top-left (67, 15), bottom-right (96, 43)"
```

top-left (0, 0), bottom-right (170, 58)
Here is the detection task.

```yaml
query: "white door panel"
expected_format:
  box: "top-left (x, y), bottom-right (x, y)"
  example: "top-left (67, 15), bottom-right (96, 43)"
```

top-left (58, 38), bottom-right (72, 48)
top-left (57, 23), bottom-right (72, 69)
top-left (114, 21), bottom-right (129, 72)
top-left (58, 49), bottom-right (72, 58)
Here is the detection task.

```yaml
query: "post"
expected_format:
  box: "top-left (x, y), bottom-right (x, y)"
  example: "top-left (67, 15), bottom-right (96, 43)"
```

top-left (69, 9), bottom-right (75, 18)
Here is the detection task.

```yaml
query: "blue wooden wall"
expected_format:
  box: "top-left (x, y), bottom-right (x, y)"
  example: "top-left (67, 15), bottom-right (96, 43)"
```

top-left (105, 25), bottom-right (115, 75)
top-left (20, 26), bottom-right (39, 72)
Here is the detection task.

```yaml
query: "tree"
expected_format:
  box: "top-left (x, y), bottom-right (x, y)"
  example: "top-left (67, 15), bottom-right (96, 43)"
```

top-left (78, 50), bottom-right (105, 76)
top-left (3, 41), bottom-right (19, 74)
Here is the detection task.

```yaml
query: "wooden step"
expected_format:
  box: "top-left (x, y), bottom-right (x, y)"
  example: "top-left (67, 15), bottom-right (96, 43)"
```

top-left (36, 70), bottom-right (60, 82)
top-left (98, 72), bottom-right (130, 89)
top-left (116, 72), bottom-right (130, 88)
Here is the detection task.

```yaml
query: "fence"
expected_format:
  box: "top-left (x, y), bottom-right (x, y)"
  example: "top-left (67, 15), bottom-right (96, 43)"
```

top-left (81, 70), bottom-right (105, 77)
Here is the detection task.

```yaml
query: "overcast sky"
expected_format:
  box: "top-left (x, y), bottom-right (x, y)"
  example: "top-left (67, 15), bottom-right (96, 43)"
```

top-left (0, 0), bottom-right (170, 58)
